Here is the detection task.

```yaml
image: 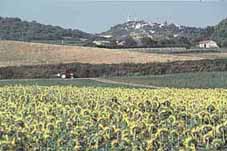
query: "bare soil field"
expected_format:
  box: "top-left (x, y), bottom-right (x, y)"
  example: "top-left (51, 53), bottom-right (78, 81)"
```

top-left (0, 40), bottom-right (208, 67)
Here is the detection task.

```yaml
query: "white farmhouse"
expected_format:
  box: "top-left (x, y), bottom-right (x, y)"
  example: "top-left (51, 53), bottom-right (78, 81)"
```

top-left (198, 40), bottom-right (219, 48)
top-left (92, 40), bottom-right (111, 46)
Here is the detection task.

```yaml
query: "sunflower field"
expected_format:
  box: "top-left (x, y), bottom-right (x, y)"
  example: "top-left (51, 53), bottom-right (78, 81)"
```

top-left (0, 86), bottom-right (227, 151)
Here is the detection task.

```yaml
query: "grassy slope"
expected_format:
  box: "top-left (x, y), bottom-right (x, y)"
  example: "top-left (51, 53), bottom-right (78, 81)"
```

top-left (2, 72), bottom-right (227, 88)
top-left (0, 40), bottom-right (213, 67)
top-left (108, 71), bottom-right (227, 88)
top-left (0, 79), bottom-right (135, 88)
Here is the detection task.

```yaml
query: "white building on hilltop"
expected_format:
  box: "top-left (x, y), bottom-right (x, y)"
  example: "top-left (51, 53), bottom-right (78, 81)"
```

top-left (198, 40), bottom-right (219, 48)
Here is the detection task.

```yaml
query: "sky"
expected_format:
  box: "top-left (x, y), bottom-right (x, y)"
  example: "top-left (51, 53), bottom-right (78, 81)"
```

top-left (0, 0), bottom-right (227, 33)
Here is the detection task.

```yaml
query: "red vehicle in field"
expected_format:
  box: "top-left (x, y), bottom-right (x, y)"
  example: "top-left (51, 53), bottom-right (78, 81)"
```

top-left (56, 70), bottom-right (75, 79)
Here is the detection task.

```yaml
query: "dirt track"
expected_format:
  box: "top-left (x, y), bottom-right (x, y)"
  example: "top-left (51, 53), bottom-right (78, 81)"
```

top-left (89, 78), bottom-right (160, 88)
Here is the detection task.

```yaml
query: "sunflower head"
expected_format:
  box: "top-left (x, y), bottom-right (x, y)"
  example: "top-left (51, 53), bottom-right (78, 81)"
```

top-left (146, 139), bottom-right (160, 151)
top-left (46, 123), bottom-right (55, 132)
top-left (184, 137), bottom-right (197, 148)
top-left (211, 138), bottom-right (225, 150)
top-left (159, 109), bottom-right (172, 120)
top-left (207, 104), bottom-right (216, 113)
top-left (155, 128), bottom-right (169, 143)
top-left (162, 100), bottom-right (171, 108)
top-left (200, 125), bottom-right (213, 135)
top-left (203, 132), bottom-right (214, 145)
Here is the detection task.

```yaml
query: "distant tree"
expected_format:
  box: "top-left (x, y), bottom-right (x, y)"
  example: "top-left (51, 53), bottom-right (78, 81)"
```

top-left (123, 36), bottom-right (137, 48)
top-left (212, 18), bottom-right (227, 47)
top-left (221, 40), bottom-right (227, 47)
top-left (141, 37), bottom-right (158, 47)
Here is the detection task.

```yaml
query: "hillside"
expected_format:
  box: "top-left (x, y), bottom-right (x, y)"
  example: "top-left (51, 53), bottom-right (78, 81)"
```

top-left (99, 20), bottom-right (208, 48)
top-left (100, 19), bottom-right (227, 48)
top-left (0, 17), bottom-right (96, 44)
top-left (101, 20), bottom-right (204, 41)
top-left (0, 41), bottom-right (205, 67)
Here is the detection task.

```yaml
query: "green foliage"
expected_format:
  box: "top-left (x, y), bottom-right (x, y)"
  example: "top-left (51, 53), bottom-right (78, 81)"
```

top-left (212, 18), bottom-right (227, 47)
top-left (0, 17), bottom-right (93, 42)
top-left (1, 59), bottom-right (227, 80)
